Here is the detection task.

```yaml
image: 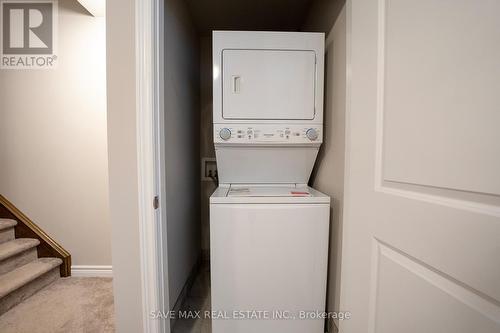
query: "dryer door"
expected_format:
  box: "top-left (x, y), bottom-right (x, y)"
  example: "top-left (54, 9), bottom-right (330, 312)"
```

top-left (222, 49), bottom-right (316, 120)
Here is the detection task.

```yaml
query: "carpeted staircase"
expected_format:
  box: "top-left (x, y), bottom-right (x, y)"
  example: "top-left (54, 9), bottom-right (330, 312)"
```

top-left (0, 218), bottom-right (62, 315)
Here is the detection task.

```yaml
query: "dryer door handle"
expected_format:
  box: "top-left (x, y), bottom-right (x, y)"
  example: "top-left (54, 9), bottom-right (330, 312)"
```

top-left (232, 75), bottom-right (241, 94)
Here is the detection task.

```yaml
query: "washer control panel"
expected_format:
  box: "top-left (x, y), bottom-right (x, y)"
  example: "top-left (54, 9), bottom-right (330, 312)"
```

top-left (214, 124), bottom-right (322, 144)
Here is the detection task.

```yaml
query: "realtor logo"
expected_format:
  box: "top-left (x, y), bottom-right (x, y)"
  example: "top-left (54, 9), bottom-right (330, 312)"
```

top-left (1, 0), bottom-right (58, 69)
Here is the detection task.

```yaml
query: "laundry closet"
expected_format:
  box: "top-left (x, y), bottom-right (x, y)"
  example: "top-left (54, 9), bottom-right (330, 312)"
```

top-left (163, 0), bottom-right (347, 332)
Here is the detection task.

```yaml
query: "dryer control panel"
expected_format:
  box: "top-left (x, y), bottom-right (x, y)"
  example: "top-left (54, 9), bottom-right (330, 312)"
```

top-left (214, 124), bottom-right (322, 144)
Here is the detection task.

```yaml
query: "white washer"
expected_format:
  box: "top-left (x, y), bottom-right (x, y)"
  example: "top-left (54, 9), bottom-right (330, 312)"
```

top-left (210, 31), bottom-right (329, 333)
top-left (210, 185), bottom-right (329, 333)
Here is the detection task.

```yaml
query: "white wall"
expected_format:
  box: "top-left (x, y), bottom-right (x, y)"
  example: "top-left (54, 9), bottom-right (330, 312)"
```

top-left (106, 0), bottom-right (144, 331)
top-left (164, 0), bottom-right (201, 308)
top-left (0, 0), bottom-right (110, 267)
top-left (309, 5), bottom-right (347, 332)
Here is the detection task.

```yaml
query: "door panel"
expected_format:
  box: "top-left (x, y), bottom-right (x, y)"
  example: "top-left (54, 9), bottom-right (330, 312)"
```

top-left (374, 242), bottom-right (499, 333)
top-left (222, 49), bottom-right (316, 120)
top-left (381, 0), bottom-right (500, 195)
top-left (340, 1), bottom-right (500, 332)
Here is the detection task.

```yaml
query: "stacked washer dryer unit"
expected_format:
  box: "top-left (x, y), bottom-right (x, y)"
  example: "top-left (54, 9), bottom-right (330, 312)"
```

top-left (210, 31), bottom-right (330, 333)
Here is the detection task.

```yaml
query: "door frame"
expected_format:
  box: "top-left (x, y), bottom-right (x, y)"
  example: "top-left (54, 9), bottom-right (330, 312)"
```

top-left (135, 0), bottom-right (169, 332)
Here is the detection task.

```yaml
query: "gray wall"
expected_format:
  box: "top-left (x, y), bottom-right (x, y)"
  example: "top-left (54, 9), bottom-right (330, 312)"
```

top-left (164, 0), bottom-right (201, 308)
top-left (0, 0), bottom-right (111, 267)
top-left (193, 0), bottom-right (348, 278)
top-left (196, 0), bottom-right (347, 254)
top-left (199, 35), bottom-right (217, 254)
top-left (308, 5), bottom-right (347, 332)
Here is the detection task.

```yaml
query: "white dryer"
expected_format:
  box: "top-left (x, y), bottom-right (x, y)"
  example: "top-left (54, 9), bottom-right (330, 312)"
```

top-left (210, 31), bottom-right (329, 333)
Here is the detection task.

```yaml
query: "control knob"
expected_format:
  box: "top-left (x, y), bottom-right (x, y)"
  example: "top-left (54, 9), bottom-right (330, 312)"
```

top-left (306, 128), bottom-right (319, 141)
top-left (219, 128), bottom-right (231, 140)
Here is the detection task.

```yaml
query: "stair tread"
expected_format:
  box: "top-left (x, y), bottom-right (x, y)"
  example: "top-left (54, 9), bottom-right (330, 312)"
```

top-left (0, 238), bottom-right (40, 261)
top-left (0, 257), bottom-right (62, 298)
top-left (0, 219), bottom-right (17, 231)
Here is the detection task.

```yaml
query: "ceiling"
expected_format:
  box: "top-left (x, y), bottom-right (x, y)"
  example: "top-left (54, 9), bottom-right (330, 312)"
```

top-left (184, 0), bottom-right (316, 33)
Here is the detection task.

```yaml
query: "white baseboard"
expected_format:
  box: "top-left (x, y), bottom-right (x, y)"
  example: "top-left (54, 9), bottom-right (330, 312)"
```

top-left (71, 265), bottom-right (113, 277)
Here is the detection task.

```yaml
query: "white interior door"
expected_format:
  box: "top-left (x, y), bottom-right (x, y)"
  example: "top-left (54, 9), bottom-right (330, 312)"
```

top-left (340, 1), bottom-right (500, 332)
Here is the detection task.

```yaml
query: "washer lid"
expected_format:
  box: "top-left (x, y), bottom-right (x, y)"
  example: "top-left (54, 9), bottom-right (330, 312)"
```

top-left (227, 186), bottom-right (311, 197)
top-left (210, 185), bottom-right (330, 204)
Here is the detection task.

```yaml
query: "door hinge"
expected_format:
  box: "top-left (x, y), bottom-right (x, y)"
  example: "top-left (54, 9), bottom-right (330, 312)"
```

top-left (153, 196), bottom-right (159, 210)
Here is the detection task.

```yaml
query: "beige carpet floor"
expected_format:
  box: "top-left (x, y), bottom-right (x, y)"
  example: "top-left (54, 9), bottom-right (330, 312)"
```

top-left (0, 277), bottom-right (114, 333)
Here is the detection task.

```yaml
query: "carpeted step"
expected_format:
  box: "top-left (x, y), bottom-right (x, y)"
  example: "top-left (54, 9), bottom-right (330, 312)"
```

top-left (0, 238), bottom-right (40, 275)
top-left (0, 257), bottom-right (62, 315)
top-left (0, 219), bottom-right (17, 244)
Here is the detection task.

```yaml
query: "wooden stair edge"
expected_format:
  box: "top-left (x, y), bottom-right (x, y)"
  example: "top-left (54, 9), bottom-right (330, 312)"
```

top-left (0, 194), bottom-right (71, 277)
